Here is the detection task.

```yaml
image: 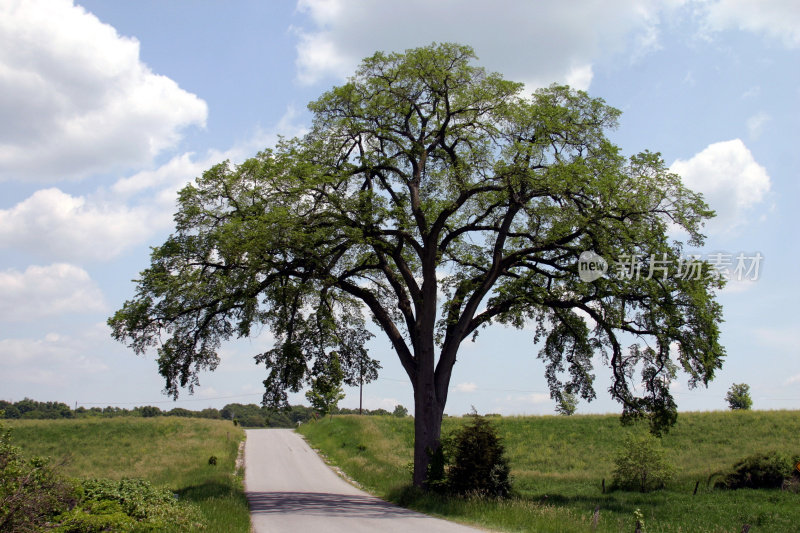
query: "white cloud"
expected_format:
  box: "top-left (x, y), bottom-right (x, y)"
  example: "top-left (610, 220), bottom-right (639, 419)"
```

top-left (0, 0), bottom-right (207, 181)
top-left (293, 0), bottom-right (675, 91)
top-left (702, 0), bottom-right (800, 47)
top-left (0, 328), bottom-right (110, 386)
top-left (0, 188), bottom-right (166, 261)
top-left (362, 396), bottom-right (402, 411)
top-left (746, 112), bottom-right (770, 140)
top-left (670, 139), bottom-right (770, 235)
top-left (0, 106), bottom-right (308, 263)
top-left (455, 382), bottom-right (477, 393)
top-left (0, 263), bottom-right (105, 321)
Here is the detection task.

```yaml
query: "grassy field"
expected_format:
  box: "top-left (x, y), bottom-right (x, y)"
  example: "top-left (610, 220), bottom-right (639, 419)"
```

top-left (298, 410), bottom-right (800, 532)
top-left (6, 417), bottom-right (250, 532)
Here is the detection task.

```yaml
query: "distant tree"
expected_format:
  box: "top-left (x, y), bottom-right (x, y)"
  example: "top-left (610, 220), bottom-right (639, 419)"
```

top-left (166, 407), bottom-right (195, 417)
top-left (305, 353), bottom-right (346, 420)
top-left (197, 408), bottom-right (221, 419)
top-left (555, 391), bottom-right (578, 416)
top-left (393, 404), bottom-right (409, 418)
top-left (725, 383), bottom-right (752, 410)
top-left (139, 406), bottom-right (162, 418)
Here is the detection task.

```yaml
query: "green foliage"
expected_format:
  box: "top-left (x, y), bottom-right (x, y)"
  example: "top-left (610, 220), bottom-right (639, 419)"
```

top-left (138, 406), bottom-right (162, 418)
top-left (446, 413), bottom-right (512, 498)
top-left (7, 418), bottom-right (249, 533)
top-left (109, 42), bottom-right (725, 484)
top-left (555, 392), bottom-right (578, 416)
top-left (0, 398), bottom-right (73, 420)
top-left (1, 424), bottom-right (203, 532)
top-left (301, 412), bottom-right (800, 532)
top-left (612, 433), bottom-right (675, 492)
top-left (0, 423), bottom-right (77, 532)
top-left (725, 383), bottom-right (753, 410)
top-left (305, 352), bottom-right (346, 419)
top-left (714, 452), bottom-right (794, 489)
top-left (392, 405), bottom-right (409, 418)
top-left (55, 478), bottom-right (203, 532)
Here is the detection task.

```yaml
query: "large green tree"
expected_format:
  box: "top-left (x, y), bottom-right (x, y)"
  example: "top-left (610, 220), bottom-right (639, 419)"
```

top-left (109, 43), bottom-right (725, 487)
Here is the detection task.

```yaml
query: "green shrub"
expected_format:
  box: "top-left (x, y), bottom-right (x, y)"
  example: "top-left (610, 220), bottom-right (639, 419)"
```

top-left (72, 478), bottom-right (202, 528)
top-left (714, 452), bottom-right (794, 490)
top-left (1, 423), bottom-right (77, 532)
top-left (53, 500), bottom-right (137, 533)
top-left (446, 413), bottom-right (512, 498)
top-left (612, 433), bottom-right (675, 492)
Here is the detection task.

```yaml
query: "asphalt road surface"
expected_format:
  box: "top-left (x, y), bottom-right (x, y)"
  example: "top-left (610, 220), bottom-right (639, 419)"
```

top-left (244, 428), bottom-right (485, 532)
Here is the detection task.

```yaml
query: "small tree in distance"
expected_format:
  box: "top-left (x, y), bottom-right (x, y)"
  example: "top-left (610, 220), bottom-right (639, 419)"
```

top-left (305, 353), bottom-right (346, 420)
top-left (555, 392), bottom-right (578, 416)
top-left (725, 383), bottom-right (753, 410)
top-left (393, 405), bottom-right (409, 418)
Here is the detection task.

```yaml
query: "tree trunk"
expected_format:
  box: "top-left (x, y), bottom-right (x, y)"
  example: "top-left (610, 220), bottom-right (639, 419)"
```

top-left (412, 366), bottom-right (445, 487)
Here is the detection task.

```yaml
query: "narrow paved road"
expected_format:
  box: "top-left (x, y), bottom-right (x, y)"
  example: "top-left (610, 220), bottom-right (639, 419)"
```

top-left (244, 429), bottom-right (485, 532)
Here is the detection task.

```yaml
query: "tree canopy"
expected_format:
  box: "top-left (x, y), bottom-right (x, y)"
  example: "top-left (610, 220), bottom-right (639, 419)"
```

top-left (109, 42), bottom-right (725, 486)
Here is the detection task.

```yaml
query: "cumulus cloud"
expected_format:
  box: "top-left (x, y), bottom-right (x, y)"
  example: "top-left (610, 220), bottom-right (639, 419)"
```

top-left (0, 106), bottom-right (308, 263)
top-left (0, 0), bottom-right (207, 181)
top-left (293, 0), bottom-right (674, 90)
top-left (0, 328), bottom-right (110, 385)
top-left (670, 139), bottom-right (770, 235)
top-left (0, 263), bottom-right (105, 321)
top-left (0, 188), bottom-right (167, 261)
top-left (455, 382), bottom-right (477, 393)
top-left (702, 0), bottom-right (800, 47)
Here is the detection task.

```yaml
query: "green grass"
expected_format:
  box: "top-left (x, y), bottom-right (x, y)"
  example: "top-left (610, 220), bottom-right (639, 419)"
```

top-left (298, 410), bottom-right (800, 532)
top-left (6, 417), bottom-right (250, 533)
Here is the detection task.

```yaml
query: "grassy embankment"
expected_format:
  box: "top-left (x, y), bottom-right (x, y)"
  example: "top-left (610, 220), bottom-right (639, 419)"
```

top-left (299, 410), bottom-right (800, 532)
top-left (7, 417), bottom-right (249, 532)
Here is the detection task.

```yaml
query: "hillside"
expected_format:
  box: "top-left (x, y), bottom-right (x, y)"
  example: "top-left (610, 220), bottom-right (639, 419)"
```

top-left (299, 410), bottom-right (800, 532)
top-left (6, 417), bottom-right (250, 532)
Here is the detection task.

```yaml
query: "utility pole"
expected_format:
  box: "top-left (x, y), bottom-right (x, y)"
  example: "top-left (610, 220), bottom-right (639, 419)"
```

top-left (359, 374), bottom-right (363, 415)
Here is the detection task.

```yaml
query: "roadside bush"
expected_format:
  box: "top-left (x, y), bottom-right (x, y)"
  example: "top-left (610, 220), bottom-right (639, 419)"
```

top-left (0, 423), bottom-right (77, 532)
top-left (612, 433), bottom-right (675, 492)
top-left (714, 452), bottom-right (794, 490)
top-left (446, 413), bottom-right (512, 498)
top-left (56, 478), bottom-right (204, 532)
top-left (1, 423), bottom-right (203, 532)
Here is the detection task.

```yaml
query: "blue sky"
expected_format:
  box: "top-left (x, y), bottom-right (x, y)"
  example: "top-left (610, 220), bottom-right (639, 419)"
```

top-left (1, 0), bottom-right (798, 416)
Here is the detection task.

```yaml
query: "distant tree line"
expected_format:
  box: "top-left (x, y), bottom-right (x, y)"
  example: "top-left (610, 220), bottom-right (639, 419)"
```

top-left (0, 398), bottom-right (411, 427)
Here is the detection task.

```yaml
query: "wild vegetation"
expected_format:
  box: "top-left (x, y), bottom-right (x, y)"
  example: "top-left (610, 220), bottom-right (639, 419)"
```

top-left (0, 398), bottom-right (405, 427)
top-left (4, 417), bottom-right (249, 532)
top-left (299, 411), bottom-right (800, 532)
